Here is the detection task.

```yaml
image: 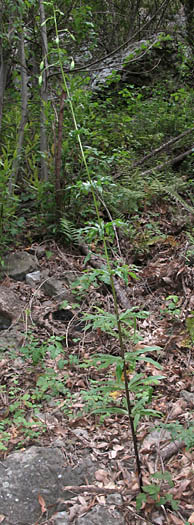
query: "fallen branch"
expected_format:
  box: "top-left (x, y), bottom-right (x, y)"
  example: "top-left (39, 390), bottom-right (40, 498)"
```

top-left (63, 483), bottom-right (138, 497)
top-left (140, 145), bottom-right (194, 177)
top-left (132, 128), bottom-right (194, 168)
top-left (160, 440), bottom-right (185, 461)
top-left (64, 484), bottom-right (123, 495)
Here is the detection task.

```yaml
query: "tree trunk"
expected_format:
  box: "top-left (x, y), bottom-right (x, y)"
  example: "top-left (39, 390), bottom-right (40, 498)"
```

top-left (39, 0), bottom-right (49, 182)
top-left (0, 50), bottom-right (8, 133)
top-left (181, 0), bottom-right (194, 52)
top-left (55, 89), bottom-right (66, 213)
top-left (9, 30), bottom-right (28, 194)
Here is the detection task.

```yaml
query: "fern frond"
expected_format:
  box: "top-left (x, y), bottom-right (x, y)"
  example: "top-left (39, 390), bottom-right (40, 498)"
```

top-left (152, 180), bottom-right (194, 213)
top-left (60, 217), bottom-right (80, 243)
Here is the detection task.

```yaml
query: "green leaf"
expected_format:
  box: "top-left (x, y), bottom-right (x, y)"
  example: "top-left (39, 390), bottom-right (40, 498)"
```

top-left (152, 471), bottom-right (174, 486)
top-left (138, 357), bottom-right (162, 369)
top-left (0, 443), bottom-right (8, 450)
top-left (136, 493), bottom-right (146, 510)
top-left (59, 300), bottom-right (69, 309)
top-left (115, 363), bottom-right (123, 381)
top-left (70, 58), bottom-right (75, 70)
top-left (128, 271), bottom-right (139, 280)
top-left (143, 484), bottom-right (160, 497)
top-left (57, 359), bottom-right (65, 370)
top-left (133, 412), bottom-right (141, 431)
top-left (38, 74), bottom-right (43, 86)
top-left (84, 253), bottom-right (91, 264)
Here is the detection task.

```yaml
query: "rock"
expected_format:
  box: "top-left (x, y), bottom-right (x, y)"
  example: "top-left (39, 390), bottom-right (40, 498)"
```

top-left (0, 287), bottom-right (23, 330)
top-left (54, 505), bottom-right (125, 525)
top-left (26, 271), bottom-right (41, 285)
top-left (34, 245), bottom-right (46, 258)
top-left (54, 511), bottom-right (69, 524)
top-left (141, 429), bottom-right (171, 451)
top-left (77, 505), bottom-right (125, 524)
top-left (0, 312), bottom-right (11, 330)
top-left (42, 278), bottom-right (74, 302)
top-left (64, 270), bottom-right (78, 284)
top-left (0, 328), bottom-right (24, 351)
top-left (2, 251), bottom-right (38, 280)
top-left (90, 35), bottom-right (165, 90)
top-left (0, 446), bottom-right (98, 525)
top-left (180, 390), bottom-right (194, 407)
top-left (0, 446), bottom-right (125, 524)
top-left (106, 494), bottom-right (123, 505)
top-left (41, 268), bottom-right (50, 279)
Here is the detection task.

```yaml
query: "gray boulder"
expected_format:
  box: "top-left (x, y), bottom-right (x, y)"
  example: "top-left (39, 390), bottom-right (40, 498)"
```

top-left (0, 446), bottom-right (125, 524)
top-left (0, 446), bottom-right (96, 524)
top-left (54, 505), bottom-right (124, 525)
top-left (0, 287), bottom-right (23, 331)
top-left (2, 251), bottom-right (38, 280)
top-left (42, 277), bottom-right (74, 302)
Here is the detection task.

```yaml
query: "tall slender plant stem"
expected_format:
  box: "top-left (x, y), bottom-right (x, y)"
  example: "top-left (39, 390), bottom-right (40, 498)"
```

top-left (53, 5), bottom-right (142, 492)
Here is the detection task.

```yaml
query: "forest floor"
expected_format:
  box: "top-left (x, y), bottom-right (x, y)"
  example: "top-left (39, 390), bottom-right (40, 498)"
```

top-left (1, 199), bottom-right (194, 525)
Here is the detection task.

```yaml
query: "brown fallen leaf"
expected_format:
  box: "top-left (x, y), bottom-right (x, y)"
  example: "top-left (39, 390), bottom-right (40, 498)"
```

top-left (95, 469), bottom-right (109, 483)
top-left (172, 478), bottom-right (191, 499)
top-left (168, 398), bottom-right (187, 418)
top-left (68, 503), bottom-right (81, 521)
top-left (188, 512), bottom-right (194, 524)
top-left (38, 494), bottom-right (47, 514)
top-left (168, 514), bottom-right (185, 525)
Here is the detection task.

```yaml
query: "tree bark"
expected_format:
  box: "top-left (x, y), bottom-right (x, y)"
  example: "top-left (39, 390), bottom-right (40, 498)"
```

top-left (0, 51), bottom-right (8, 133)
top-left (39, 0), bottom-right (49, 181)
top-left (55, 89), bottom-right (66, 213)
top-left (181, 0), bottom-right (194, 52)
top-left (9, 30), bottom-right (28, 194)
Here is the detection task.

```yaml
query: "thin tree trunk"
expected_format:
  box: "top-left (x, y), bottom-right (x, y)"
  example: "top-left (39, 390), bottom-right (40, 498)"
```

top-left (181, 0), bottom-right (194, 52)
top-left (8, 30), bottom-right (28, 194)
top-left (55, 89), bottom-right (66, 213)
top-left (39, 0), bottom-right (49, 181)
top-left (0, 51), bottom-right (8, 133)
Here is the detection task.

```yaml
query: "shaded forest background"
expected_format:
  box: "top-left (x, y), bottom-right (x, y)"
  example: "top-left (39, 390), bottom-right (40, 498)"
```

top-left (0, 0), bottom-right (194, 250)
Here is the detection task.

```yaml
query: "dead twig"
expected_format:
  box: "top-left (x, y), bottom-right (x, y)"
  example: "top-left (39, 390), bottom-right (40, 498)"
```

top-left (63, 483), bottom-right (136, 496)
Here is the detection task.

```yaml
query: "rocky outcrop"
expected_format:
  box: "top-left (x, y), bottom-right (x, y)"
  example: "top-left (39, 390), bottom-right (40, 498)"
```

top-left (0, 446), bottom-right (124, 525)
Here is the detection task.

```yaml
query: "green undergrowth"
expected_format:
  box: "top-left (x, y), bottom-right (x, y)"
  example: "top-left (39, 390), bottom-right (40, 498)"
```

top-left (1, 326), bottom-right (193, 453)
top-left (0, 329), bottom-right (170, 450)
top-left (1, 79), bottom-right (194, 252)
top-left (1, 277), bottom-right (193, 514)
